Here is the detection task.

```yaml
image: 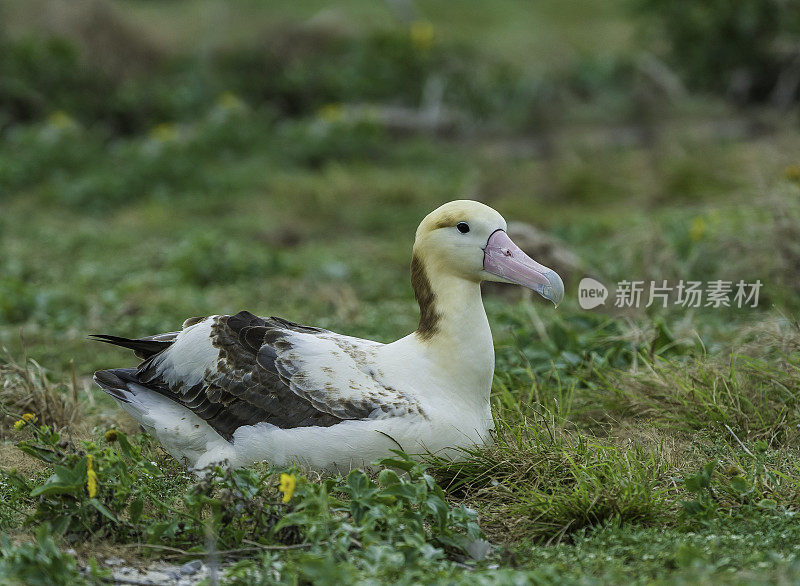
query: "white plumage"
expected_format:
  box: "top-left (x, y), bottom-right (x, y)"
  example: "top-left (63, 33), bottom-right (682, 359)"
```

top-left (93, 200), bottom-right (563, 471)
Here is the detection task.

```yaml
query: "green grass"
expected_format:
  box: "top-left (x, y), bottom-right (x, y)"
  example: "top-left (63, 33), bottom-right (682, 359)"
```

top-left (2, 1), bottom-right (800, 583)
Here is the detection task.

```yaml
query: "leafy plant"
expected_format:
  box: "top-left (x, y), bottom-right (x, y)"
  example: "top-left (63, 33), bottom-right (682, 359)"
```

top-left (221, 454), bottom-right (486, 584)
top-left (0, 525), bottom-right (88, 586)
top-left (5, 424), bottom-right (167, 537)
top-left (5, 423), bottom-right (486, 578)
top-left (497, 311), bottom-right (698, 394)
top-left (680, 461), bottom-right (718, 521)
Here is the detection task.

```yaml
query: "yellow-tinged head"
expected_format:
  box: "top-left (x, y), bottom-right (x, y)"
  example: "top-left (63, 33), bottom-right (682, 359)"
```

top-left (412, 200), bottom-right (564, 304)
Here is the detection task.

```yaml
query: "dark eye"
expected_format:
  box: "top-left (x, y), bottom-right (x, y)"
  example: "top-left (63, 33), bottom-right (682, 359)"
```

top-left (456, 222), bottom-right (470, 234)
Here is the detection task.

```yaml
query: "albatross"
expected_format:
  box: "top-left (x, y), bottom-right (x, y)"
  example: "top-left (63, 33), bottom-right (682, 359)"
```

top-left (92, 200), bottom-right (564, 471)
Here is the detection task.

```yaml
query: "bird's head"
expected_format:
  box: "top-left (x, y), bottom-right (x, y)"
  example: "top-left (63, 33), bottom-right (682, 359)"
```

top-left (413, 200), bottom-right (564, 306)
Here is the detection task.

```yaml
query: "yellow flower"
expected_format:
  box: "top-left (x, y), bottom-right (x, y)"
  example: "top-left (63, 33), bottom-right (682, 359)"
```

top-left (47, 110), bottom-right (77, 130)
top-left (104, 429), bottom-right (118, 442)
top-left (689, 216), bottom-right (706, 243)
top-left (86, 454), bottom-right (98, 499)
top-left (279, 473), bottom-right (296, 503)
top-left (785, 165), bottom-right (800, 183)
top-left (217, 91), bottom-right (245, 111)
top-left (317, 103), bottom-right (344, 123)
top-left (150, 122), bottom-right (178, 143)
top-left (410, 21), bottom-right (435, 50)
top-left (13, 413), bottom-right (36, 430)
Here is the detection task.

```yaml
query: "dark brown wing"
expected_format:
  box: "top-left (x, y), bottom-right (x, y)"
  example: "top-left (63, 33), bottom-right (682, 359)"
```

top-left (94, 311), bottom-right (422, 442)
top-left (127, 311), bottom-right (353, 440)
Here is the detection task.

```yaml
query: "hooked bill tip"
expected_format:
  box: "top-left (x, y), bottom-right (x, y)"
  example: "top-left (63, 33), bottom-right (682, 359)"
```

top-left (541, 270), bottom-right (565, 307)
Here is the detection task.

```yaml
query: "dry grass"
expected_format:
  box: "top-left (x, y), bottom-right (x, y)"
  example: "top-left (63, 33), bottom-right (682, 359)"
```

top-left (0, 442), bottom-right (49, 478)
top-left (597, 348), bottom-right (800, 447)
top-left (0, 347), bottom-right (80, 439)
top-left (734, 314), bottom-right (800, 360)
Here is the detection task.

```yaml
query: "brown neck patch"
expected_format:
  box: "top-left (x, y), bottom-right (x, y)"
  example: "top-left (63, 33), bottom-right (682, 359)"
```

top-left (411, 252), bottom-right (440, 340)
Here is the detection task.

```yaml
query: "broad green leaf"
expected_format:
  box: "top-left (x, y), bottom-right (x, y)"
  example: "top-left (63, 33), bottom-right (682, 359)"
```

top-left (381, 483), bottom-right (417, 501)
top-left (425, 495), bottom-right (449, 529)
top-left (129, 498), bottom-right (144, 524)
top-left (378, 469), bottom-right (401, 487)
top-left (16, 443), bottom-right (62, 464)
top-left (89, 498), bottom-right (118, 523)
top-left (376, 457), bottom-right (415, 472)
top-left (141, 461), bottom-right (162, 477)
top-left (117, 432), bottom-right (134, 459)
top-left (729, 476), bottom-right (749, 494)
top-left (30, 461), bottom-right (87, 497)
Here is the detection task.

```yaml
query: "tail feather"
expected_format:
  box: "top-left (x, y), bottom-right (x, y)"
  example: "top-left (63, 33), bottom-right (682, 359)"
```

top-left (93, 368), bottom-right (140, 403)
top-left (90, 334), bottom-right (172, 359)
top-left (92, 368), bottom-right (230, 469)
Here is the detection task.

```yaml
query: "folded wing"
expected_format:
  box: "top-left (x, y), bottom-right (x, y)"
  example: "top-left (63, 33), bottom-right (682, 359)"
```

top-left (93, 311), bottom-right (422, 441)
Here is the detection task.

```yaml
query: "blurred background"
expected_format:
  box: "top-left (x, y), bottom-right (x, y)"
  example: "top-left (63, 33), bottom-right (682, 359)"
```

top-left (1, 0), bottom-right (799, 377)
top-left (3, 5), bottom-right (800, 579)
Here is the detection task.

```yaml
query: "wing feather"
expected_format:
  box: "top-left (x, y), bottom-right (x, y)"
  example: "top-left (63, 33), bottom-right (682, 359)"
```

top-left (101, 311), bottom-right (421, 441)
